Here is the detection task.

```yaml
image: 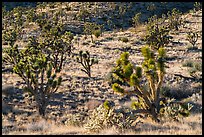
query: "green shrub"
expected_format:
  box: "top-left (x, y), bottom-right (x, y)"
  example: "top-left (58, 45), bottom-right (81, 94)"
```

top-left (84, 101), bottom-right (136, 133)
top-left (120, 37), bottom-right (129, 43)
top-left (93, 29), bottom-right (101, 38)
top-left (159, 98), bottom-right (193, 121)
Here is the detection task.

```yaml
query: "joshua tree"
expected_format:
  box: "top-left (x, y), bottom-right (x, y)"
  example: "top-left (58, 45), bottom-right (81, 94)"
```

top-left (3, 20), bottom-right (73, 117)
top-left (76, 50), bottom-right (98, 78)
top-left (132, 12), bottom-right (142, 30)
top-left (111, 46), bottom-right (166, 122)
top-left (167, 8), bottom-right (182, 31)
top-left (186, 31), bottom-right (198, 47)
top-left (145, 15), bottom-right (172, 50)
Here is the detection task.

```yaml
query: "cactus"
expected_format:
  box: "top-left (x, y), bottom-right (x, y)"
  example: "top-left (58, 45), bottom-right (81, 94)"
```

top-left (111, 46), bottom-right (166, 122)
top-left (186, 32), bottom-right (198, 47)
top-left (76, 50), bottom-right (98, 78)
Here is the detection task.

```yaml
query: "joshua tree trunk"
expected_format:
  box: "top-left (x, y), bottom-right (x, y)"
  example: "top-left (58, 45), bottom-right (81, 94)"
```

top-left (91, 34), bottom-right (94, 43)
top-left (35, 90), bottom-right (49, 117)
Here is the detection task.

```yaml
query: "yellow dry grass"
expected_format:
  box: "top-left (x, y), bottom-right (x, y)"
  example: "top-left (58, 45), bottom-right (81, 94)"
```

top-left (4, 113), bottom-right (201, 135)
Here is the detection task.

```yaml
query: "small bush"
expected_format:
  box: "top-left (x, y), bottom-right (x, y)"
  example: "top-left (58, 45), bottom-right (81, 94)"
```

top-left (93, 29), bottom-right (101, 38)
top-left (132, 12), bottom-right (142, 28)
top-left (159, 98), bottom-right (194, 121)
top-left (182, 60), bottom-right (202, 76)
top-left (27, 119), bottom-right (51, 132)
top-left (167, 8), bottom-right (183, 31)
top-left (84, 102), bottom-right (136, 133)
top-left (182, 60), bottom-right (194, 67)
top-left (145, 15), bottom-right (172, 50)
top-left (120, 37), bottom-right (129, 43)
top-left (194, 62), bottom-right (202, 71)
top-left (187, 45), bottom-right (198, 51)
top-left (65, 113), bottom-right (85, 127)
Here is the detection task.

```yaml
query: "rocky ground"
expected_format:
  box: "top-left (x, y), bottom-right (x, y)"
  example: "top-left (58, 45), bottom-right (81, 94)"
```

top-left (2, 3), bottom-right (202, 135)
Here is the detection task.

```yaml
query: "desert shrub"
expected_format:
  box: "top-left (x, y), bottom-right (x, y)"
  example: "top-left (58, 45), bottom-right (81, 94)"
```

top-left (111, 46), bottom-right (166, 122)
top-left (84, 101), bottom-right (136, 133)
top-left (76, 6), bottom-right (90, 22)
top-left (93, 29), bottom-right (101, 38)
top-left (161, 84), bottom-right (194, 100)
top-left (188, 62), bottom-right (202, 78)
top-left (159, 98), bottom-right (193, 121)
top-left (182, 60), bottom-right (194, 67)
top-left (119, 37), bottom-right (129, 43)
top-left (147, 3), bottom-right (156, 16)
top-left (187, 45), bottom-right (198, 51)
top-left (65, 113), bottom-right (85, 127)
top-left (27, 119), bottom-right (51, 132)
top-left (193, 62), bottom-right (202, 72)
top-left (84, 22), bottom-right (101, 43)
top-left (182, 60), bottom-right (202, 78)
top-left (26, 8), bottom-right (37, 23)
top-left (76, 50), bottom-right (98, 77)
